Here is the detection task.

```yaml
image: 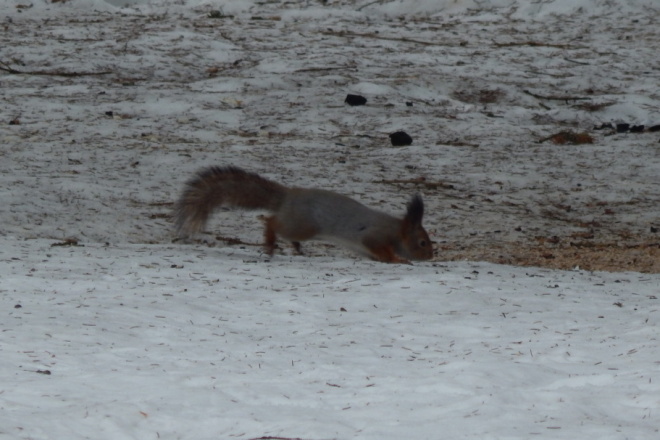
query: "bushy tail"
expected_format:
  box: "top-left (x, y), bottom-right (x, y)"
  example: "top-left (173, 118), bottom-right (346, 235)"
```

top-left (174, 166), bottom-right (287, 238)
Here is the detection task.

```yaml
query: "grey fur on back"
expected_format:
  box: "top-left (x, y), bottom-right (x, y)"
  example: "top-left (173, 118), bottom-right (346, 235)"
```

top-left (277, 188), bottom-right (399, 252)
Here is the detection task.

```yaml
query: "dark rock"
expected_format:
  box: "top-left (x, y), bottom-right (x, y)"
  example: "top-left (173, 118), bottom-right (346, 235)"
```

top-left (345, 94), bottom-right (367, 106)
top-left (389, 131), bottom-right (413, 146)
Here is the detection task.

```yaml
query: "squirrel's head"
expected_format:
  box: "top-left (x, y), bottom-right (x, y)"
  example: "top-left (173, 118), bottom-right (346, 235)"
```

top-left (400, 194), bottom-right (433, 261)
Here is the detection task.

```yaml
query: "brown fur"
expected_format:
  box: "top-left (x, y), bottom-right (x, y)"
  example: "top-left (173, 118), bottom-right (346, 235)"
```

top-left (174, 166), bottom-right (286, 237)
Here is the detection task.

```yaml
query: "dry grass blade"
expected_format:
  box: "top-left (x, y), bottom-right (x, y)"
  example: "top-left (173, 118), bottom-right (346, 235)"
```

top-left (0, 60), bottom-right (111, 77)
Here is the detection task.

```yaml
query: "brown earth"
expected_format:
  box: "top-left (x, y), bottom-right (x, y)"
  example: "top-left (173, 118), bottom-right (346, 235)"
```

top-left (439, 241), bottom-right (660, 273)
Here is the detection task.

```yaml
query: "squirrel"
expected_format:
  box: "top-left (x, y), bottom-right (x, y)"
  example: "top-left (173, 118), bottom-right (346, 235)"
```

top-left (174, 166), bottom-right (433, 263)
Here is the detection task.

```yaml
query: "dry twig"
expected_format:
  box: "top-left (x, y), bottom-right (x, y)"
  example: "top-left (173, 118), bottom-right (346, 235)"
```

top-left (0, 60), bottom-right (111, 77)
top-left (320, 30), bottom-right (451, 47)
top-left (377, 178), bottom-right (456, 190)
top-left (493, 41), bottom-right (580, 49)
top-left (523, 89), bottom-right (590, 102)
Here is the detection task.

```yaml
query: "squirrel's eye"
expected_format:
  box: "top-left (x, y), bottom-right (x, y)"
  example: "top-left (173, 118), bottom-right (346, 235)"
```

top-left (419, 240), bottom-right (427, 247)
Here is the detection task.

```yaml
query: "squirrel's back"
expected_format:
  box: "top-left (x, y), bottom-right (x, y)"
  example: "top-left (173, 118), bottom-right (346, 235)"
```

top-left (277, 188), bottom-right (400, 252)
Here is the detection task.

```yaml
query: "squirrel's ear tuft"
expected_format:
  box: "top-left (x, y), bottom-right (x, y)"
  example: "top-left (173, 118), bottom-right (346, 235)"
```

top-left (406, 194), bottom-right (424, 225)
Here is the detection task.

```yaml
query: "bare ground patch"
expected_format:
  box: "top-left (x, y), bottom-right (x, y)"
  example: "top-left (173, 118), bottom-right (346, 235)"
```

top-left (440, 241), bottom-right (660, 273)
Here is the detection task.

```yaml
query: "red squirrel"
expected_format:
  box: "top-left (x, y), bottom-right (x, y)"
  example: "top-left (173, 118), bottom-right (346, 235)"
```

top-left (174, 166), bottom-right (433, 263)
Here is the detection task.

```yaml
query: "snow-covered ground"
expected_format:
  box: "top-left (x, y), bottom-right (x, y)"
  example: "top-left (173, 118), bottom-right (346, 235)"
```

top-left (1, 1), bottom-right (659, 439)
top-left (2, 240), bottom-right (659, 439)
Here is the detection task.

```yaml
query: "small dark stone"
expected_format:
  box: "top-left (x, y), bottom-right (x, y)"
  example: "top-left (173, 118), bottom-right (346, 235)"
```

top-left (345, 94), bottom-right (367, 106)
top-left (648, 124), bottom-right (660, 132)
top-left (14, 304), bottom-right (22, 309)
top-left (389, 131), bottom-right (413, 146)
top-left (105, 111), bottom-right (114, 117)
top-left (594, 123), bottom-right (613, 130)
top-left (208, 10), bottom-right (225, 18)
top-left (616, 123), bottom-right (630, 133)
top-left (630, 125), bottom-right (645, 133)
top-left (406, 101), bottom-right (413, 107)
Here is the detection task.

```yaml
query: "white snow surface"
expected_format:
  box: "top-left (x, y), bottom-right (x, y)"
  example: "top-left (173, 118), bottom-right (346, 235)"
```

top-left (2, 242), bottom-right (659, 439)
top-left (1, 0), bottom-right (660, 439)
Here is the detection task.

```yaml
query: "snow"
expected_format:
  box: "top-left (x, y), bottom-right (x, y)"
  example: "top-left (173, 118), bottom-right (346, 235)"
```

top-left (3, 241), bottom-right (659, 439)
top-left (1, 0), bottom-right (659, 439)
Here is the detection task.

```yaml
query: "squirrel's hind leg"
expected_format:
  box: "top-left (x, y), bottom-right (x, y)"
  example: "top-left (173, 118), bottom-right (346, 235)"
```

top-left (264, 218), bottom-right (304, 256)
top-left (263, 216), bottom-right (304, 256)
top-left (291, 241), bottom-right (303, 255)
top-left (263, 216), bottom-right (278, 256)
